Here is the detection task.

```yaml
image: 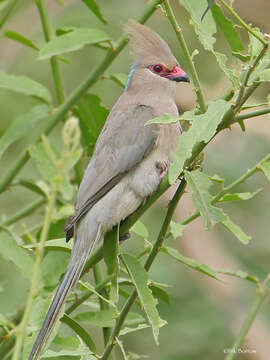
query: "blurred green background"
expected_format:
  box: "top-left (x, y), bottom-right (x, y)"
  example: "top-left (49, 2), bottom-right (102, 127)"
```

top-left (0, 0), bottom-right (270, 359)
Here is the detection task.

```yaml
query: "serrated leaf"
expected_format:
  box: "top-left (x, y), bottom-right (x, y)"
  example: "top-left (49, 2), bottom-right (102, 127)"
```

top-left (0, 71), bottom-right (52, 103)
top-left (222, 217), bottom-right (251, 244)
top-left (145, 113), bottom-right (179, 125)
top-left (0, 231), bottom-right (34, 280)
top-left (39, 28), bottom-right (110, 59)
top-left (110, 73), bottom-right (128, 88)
top-left (131, 220), bottom-right (149, 239)
top-left (169, 221), bottom-right (186, 239)
top-left (61, 314), bottom-right (97, 353)
top-left (169, 100), bottom-right (231, 183)
top-left (75, 309), bottom-right (117, 327)
top-left (210, 2), bottom-right (244, 52)
top-left (121, 254), bottom-right (165, 345)
top-left (74, 93), bottom-right (108, 155)
top-left (149, 284), bottom-right (170, 304)
top-left (259, 161), bottom-right (270, 181)
top-left (0, 105), bottom-right (49, 158)
top-left (162, 246), bottom-right (219, 280)
top-left (120, 323), bottom-right (150, 336)
top-left (4, 30), bottom-right (39, 50)
top-left (218, 189), bottom-right (262, 202)
top-left (185, 170), bottom-right (226, 229)
top-left (82, 0), bottom-right (107, 24)
top-left (40, 348), bottom-right (96, 358)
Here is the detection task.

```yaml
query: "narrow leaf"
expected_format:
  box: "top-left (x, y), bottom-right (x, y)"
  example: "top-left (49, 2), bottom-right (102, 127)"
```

top-left (185, 170), bottom-right (226, 229)
top-left (121, 254), bottom-right (165, 345)
top-left (82, 0), bottom-right (107, 24)
top-left (149, 284), bottom-right (171, 304)
top-left (0, 105), bottom-right (49, 158)
top-left (0, 231), bottom-right (34, 280)
top-left (218, 189), bottom-right (262, 202)
top-left (169, 100), bottom-right (231, 183)
top-left (39, 28), bottom-right (110, 59)
top-left (259, 161), bottom-right (270, 181)
top-left (222, 217), bottom-right (251, 244)
top-left (4, 30), bottom-right (39, 50)
top-left (74, 93), bottom-right (108, 155)
top-left (0, 71), bottom-right (52, 103)
top-left (210, 2), bottom-right (244, 52)
top-left (220, 270), bottom-right (259, 285)
top-left (162, 246), bottom-right (219, 280)
top-left (145, 113), bottom-right (179, 125)
top-left (61, 314), bottom-right (97, 353)
top-left (110, 73), bottom-right (128, 88)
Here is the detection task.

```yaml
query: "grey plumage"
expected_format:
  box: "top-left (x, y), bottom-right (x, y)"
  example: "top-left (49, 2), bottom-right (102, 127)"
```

top-left (29, 19), bottom-right (189, 360)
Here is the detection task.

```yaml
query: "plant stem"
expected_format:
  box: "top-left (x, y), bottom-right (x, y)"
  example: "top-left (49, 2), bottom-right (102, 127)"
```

top-left (11, 187), bottom-right (57, 360)
top-left (0, 0), bottom-right (163, 194)
top-left (164, 0), bottom-right (207, 113)
top-left (234, 43), bottom-right (269, 113)
top-left (181, 152), bottom-right (270, 226)
top-left (220, 0), bottom-right (267, 45)
top-left (36, 0), bottom-right (65, 105)
top-left (101, 179), bottom-right (187, 360)
top-left (0, 0), bottom-right (18, 29)
top-left (93, 264), bottom-right (112, 347)
top-left (224, 275), bottom-right (270, 360)
top-left (235, 106), bottom-right (270, 121)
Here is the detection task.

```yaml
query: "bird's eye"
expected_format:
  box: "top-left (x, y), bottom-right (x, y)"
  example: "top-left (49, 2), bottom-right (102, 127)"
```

top-left (153, 64), bottom-right (163, 73)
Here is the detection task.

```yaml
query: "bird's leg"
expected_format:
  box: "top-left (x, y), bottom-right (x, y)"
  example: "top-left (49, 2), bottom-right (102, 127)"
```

top-left (156, 161), bottom-right (169, 179)
top-left (119, 231), bottom-right (131, 244)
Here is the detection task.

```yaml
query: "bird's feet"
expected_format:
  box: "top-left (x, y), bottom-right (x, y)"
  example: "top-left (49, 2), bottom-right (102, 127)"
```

top-left (119, 231), bottom-right (131, 244)
top-left (156, 161), bottom-right (168, 179)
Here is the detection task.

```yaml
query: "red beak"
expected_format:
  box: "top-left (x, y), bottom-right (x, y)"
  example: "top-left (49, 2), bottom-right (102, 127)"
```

top-left (166, 66), bottom-right (190, 83)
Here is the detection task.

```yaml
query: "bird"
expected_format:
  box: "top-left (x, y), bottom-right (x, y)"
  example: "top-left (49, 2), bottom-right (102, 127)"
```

top-left (29, 19), bottom-right (189, 360)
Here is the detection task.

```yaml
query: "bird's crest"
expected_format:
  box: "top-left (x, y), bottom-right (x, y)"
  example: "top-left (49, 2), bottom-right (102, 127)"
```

top-left (125, 19), bottom-right (177, 68)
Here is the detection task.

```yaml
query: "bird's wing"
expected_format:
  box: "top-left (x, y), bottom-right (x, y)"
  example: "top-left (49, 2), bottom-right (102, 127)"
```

top-left (65, 104), bottom-right (159, 238)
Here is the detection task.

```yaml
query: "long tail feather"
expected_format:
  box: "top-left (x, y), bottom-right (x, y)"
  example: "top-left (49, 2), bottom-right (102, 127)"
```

top-left (28, 223), bottom-right (102, 360)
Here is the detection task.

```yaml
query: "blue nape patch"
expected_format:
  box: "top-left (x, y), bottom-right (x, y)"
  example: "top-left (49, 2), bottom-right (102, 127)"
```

top-left (125, 65), bottom-right (137, 90)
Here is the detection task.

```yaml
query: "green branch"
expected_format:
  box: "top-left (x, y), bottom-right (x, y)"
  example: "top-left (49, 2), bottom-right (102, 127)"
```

top-left (11, 187), bottom-right (57, 360)
top-left (224, 275), bottom-right (270, 360)
top-left (0, 0), bottom-right (163, 194)
top-left (0, 0), bottom-right (18, 29)
top-left (36, 0), bottom-right (65, 105)
top-left (235, 106), bottom-right (270, 121)
top-left (163, 0), bottom-right (207, 113)
top-left (220, 0), bottom-right (267, 45)
top-left (100, 179), bottom-right (187, 360)
top-left (182, 152), bottom-right (270, 227)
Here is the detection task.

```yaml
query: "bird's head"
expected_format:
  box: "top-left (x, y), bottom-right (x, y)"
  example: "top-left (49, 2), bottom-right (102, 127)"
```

top-left (125, 20), bottom-right (189, 90)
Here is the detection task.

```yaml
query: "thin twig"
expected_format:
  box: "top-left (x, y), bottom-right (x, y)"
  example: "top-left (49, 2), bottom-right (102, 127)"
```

top-left (224, 275), bottom-right (270, 360)
top-left (163, 0), bottom-right (207, 113)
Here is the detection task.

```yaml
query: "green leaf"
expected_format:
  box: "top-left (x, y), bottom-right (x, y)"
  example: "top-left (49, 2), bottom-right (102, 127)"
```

top-left (149, 284), bottom-right (170, 304)
top-left (24, 239), bottom-right (71, 253)
top-left (145, 113), bottom-right (179, 125)
top-left (74, 93), bottom-right (109, 155)
top-left (169, 221), bottom-right (186, 239)
top-left (0, 105), bottom-right (49, 158)
top-left (162, 246), bottom-right (219, 280)
top-left (169, 100), bottom-right (231, 183)
top-left (29, 142), bottom-right (57, 182)
top-left (109, 73), bottom-right (128, 88)
top-left (61, 314), bottom-right (97, 353)
top-left (0, 231), bottom-right (34, 280)
top-left (185, 170), bottom-right (226, 229)
top-left (131, 220), bottom-right (149, 239)
top-left (53, 335), bottom-right (80, 350)
top-left (218, 189), bottom-right (262, 202)
top-left (41, 348), bottom-right (96, 358)
top-left (209, 174), bottom-right (224, 184)
top-left (232, 52), bottom-right (251, 63)
top-left (222, 217), bottom-right (251, 244)
top-left (41, 251), bottom-right (70, 289)
top-left (259, 161), bottom-right (270, 181)
top-left (4, 30), bottom-right (39, 50)
top-left (120, 324), bottom-right (150, 336)
top-left (210, 2), bottom-right (244, 52)
top-left (0, 71), bottom-right (52, 104)
top-left (220, 270), bottom-right (259, 285)
top-left (0, 0), bottom-right (9, 12)
top-left (103, 226), bottom-right (120, 303)
top-left (82, 0), bottom-right (107, 24)
top-left (39, 28), bottom-right (110, 59)
top-left (75, 309), bottom-right (117, 327)
top-left (121, 254), bottom-right (165, 345)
